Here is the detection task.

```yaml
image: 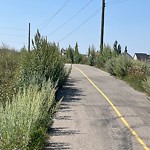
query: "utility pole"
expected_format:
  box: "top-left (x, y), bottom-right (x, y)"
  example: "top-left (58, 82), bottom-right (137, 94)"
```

top-left (100, 0), bottom-right (105, 53)
top-left (28, 23), bottom-right (31, 52)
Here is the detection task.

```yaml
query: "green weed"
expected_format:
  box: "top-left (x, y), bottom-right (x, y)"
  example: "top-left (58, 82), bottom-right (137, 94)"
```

top-left (0, 81), bottom-right (55, 150)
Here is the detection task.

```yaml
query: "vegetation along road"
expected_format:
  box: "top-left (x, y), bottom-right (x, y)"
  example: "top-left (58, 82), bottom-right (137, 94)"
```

top-left (45, 64), bottom-right (150, 150)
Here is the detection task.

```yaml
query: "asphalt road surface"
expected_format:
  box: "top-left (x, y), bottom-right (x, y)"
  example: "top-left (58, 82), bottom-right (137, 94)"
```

top-left (45, 64), bottom-right (150, 150)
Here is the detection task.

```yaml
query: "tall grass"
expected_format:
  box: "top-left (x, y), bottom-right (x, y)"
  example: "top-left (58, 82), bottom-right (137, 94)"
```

top-left (105, 55), bottom-right (150, 94)
top-left (0, 46), bottom-right (20, 106)
top-left (0, 80), bottom-right (55, 150)
top-left (0, 31), bottom-right (71, 149)
top-left (142, 63), bottom-right (150, 95)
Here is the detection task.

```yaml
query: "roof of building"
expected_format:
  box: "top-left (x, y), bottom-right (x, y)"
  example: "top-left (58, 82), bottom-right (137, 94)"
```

top-left (134, 53), bottom-right (150, 61)
top-left (122, 52), bottom-right (132, 59)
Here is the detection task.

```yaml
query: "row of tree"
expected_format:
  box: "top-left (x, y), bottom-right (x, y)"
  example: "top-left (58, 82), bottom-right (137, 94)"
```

top-left (63, 40), bottom-right (128, 67)
top-left (63, 41), bottom-right (150, 96)
top-left (64, 42), bottom-right (81, 64)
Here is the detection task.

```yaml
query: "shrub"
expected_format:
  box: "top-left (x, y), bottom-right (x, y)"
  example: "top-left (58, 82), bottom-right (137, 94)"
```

top-left (114, 56), bottom-right (133, 77)
top-left (78, 55), bottom-right (88, 65)
top-left (128, 61), bottom-right (149, 79)
top-left (0, 31), bottom-right (70, 149)
top-left (142, 76), bottom-right (150, 95)
top-left (123, 61), bottom-right (150, 92)
top-left (105, 57), bottom-right (117, 76)
top-left (88, 45), bottom-right (96, 66)
top-left (105, 55), bottom-right (133, 78)
top-left (17, 30), bottom-right (69, 88)
top-left (0, 46), bottom-right (20, 106)
top-left (0, 80), bottom-right (55, 150)
top-left (97, 45), bottom-right (112, 68)
top-left (128, 61), bottom-right (150, 91)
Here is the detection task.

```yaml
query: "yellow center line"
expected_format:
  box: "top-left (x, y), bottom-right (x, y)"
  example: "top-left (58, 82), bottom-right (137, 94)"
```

top-left (75, 67), bottom-right (150, 150)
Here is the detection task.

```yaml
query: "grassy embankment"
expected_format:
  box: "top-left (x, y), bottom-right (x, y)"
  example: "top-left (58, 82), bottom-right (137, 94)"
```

top-left (0, 31), bottom-right (71, 150)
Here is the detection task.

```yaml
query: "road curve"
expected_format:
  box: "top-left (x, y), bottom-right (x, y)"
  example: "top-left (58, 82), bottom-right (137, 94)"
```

top-left (45, 64), bottom-right (150, 150)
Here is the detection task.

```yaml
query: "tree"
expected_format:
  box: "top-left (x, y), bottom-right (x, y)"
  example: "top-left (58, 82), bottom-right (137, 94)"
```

top-left (113, 41), bottom-right (118, 53)
top-left (124, 46), bottom-right (128, 53)
top-left (74, 42), bottom-right (80, 64)
top-left (67, 45), bottom-right (74, 63)
top-left (88, 46), bottom-right (91, 57)
top-left (117, 44), bottom-right (121, 54)
top-left (113, 41), bottom-right (121, 56)
top-left (97, 44), bottom-right (112, 68)
top-left (88, 45), bottom-right (96, 66)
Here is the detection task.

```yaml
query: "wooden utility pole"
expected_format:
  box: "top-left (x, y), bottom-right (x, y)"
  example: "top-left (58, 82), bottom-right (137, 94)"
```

top-left (100, 0), bottom-right (105, 52)
top-left (28, 23), bottom-right (31, 52)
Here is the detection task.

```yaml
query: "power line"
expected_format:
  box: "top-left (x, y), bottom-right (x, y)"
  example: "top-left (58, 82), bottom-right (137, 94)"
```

top-left (58, 9), bottom-right (101, 43)
top-left (0, 40), bottom-right (27, 45)
top-left (39, 0), bottom-right (70, 31)
top-left (0, 26), bottom-right (26, 31)
top-left (47, 0), bottom-right (94, 36)
top-left (105, 0), bottom-right (129, 7)
top-left (0, 33), bottom-right (27, 38)
top-left (106, 0), bottom-right (123, 3)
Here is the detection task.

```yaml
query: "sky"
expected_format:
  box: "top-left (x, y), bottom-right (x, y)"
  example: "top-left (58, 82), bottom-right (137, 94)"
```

top-left (0, 0), bottom-right (150, 56)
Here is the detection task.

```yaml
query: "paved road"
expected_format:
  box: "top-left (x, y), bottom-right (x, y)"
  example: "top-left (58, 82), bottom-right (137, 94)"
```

top-left (45, 64), bottom-right (150, 150)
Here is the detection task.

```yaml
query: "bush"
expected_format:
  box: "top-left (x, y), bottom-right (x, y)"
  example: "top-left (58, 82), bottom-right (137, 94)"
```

top-left (128, 61), bottom-right (149, 79)
top-left (17, 31), bottom-right (69, 88)
top-left (0, 46), bottom-right (20, 106)
top-left (105, 57), bottom-right (117, 76)
top-left (81, 55), bottom-right (88, 64)
top-left (120, 60), bottom-right (149, 92)
top-left (0, 80), bottom-right (55, 150)
top-left (88, 47), bottom-right (96, 66)
top-left (114, 56), bottom-right (133, 77)
top-left (97, 45), bottom-right (112, 68)
top-left (0, 31), bottom-right (71, 149)
top-left (105, 55), bottom-right (133, 78)
top-left (142, 76), bottom-right (150, 95)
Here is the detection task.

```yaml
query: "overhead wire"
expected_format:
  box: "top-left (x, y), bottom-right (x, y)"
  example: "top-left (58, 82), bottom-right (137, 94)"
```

top-left (0, 26), bottom-right (26, 31)
top-left (46, 0), bottom-right (130, 43)
top-left (0, 0), bottom-right (129, 47)
top-left (39, 0), bottom-right (71, 31)
top-left (0, 27), bottom-right (28, 48)
top-left (106, 0), bottom-right (124, 4)
top-left (52, 0), bottom-right (129, 43)
top-left (0, 40), bottom-right (27, 45)
top-left (105, 0), bottom-right (129, 7)
top-left (47, 0), bottom-right (94, 36)
top-left (58, 8), bottom-right (101, 43)
top-left (0, 33), bottom-right (27, 38)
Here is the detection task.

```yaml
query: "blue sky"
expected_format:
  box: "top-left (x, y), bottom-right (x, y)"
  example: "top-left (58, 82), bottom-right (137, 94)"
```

top-left (0, 0), bottom-right (149, 56)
